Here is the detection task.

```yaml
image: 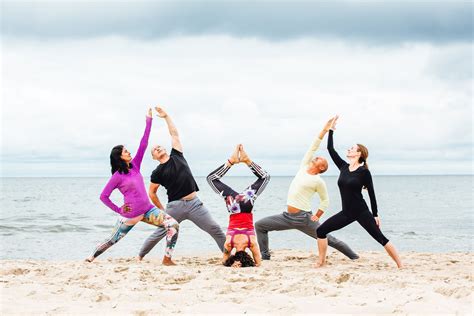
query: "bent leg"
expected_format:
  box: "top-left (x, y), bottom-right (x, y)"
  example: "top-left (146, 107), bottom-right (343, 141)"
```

top-left (138, 202), bottom-right (184, 258)
top-left (142, 207), bottom-right (180, 258)
top-left (296, 213), bottom-right (359, 259)
top-left (255, 213), bottom-right (296, 260)
top-left (316, 211), bottom-right (355, 239)
top-left (188, 199), bottom-right (226, 252)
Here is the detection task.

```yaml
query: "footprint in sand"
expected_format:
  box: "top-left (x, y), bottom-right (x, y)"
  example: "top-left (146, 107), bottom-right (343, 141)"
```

top-left (207, 258), bottom-right (221, 264)
top-left (284, 256), bottom-right (309, 261)
top-left (95, 293), bottom-right (111, 302)
top-left (4, 268), bottom-right (30, 276)
top-left (114, 266), bottom-right (129, 273)
top-left (165, 275), bottom-right (196, 284)
top-left (335, 273), bottom-right (350, 284)
top-left (435, 287), bottom-right (471, 299)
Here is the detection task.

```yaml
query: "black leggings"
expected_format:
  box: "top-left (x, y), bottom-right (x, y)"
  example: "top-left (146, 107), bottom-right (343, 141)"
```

top-left (317, 210), bottom-right (389, 246)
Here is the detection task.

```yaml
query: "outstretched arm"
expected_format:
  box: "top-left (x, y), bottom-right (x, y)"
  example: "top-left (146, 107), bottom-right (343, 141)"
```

top-left (327, 116), bottom-right (347, 170)
top-left (155, 107), bottom-right (183, 152)
top-left (300, 117), bottom-right (335, 167)
top-left (131, 108), bottom-right (153, 169)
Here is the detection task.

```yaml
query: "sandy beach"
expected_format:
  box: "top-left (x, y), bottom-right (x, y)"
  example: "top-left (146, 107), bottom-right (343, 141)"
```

top-left (1, 250), bottom-right (472, 315)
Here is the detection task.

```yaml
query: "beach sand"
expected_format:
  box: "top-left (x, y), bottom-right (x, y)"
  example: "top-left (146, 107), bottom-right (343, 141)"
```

top-left (1, 250), bottom-right (472, 315)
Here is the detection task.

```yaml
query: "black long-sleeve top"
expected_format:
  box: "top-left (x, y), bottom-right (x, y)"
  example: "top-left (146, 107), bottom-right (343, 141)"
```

top-left (327, 130), bottom-right (379, 217)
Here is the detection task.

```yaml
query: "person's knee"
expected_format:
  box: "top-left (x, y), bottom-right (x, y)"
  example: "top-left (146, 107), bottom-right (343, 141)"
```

top-left (316, 226), bottom-right (328, 239)
top-left (169, 219), bottom-right (179, 232)
top-left (255, 219), bottom-right (268, 232)
top-left (380, 237), bottom-right (389, 246)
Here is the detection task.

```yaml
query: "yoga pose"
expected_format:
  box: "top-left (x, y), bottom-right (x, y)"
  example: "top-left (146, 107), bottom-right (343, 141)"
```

top-left (255, 118), bottom-right (358, 261)
top-left (207, 145), bottom-right (269, 267)
top-left (86, 108), bottom-right (179, 265)
top-left (138, 107), bottom-right (226, 259)
top-left (316, 116), bottom-right (402, 268)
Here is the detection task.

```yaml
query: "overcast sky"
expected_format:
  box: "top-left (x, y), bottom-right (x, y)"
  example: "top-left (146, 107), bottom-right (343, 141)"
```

top-left (1, 0), bottom-right (473, 177)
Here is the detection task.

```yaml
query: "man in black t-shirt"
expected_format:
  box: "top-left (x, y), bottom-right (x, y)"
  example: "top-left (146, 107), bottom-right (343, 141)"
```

top-left (138, 107), bottom-right (226, 259)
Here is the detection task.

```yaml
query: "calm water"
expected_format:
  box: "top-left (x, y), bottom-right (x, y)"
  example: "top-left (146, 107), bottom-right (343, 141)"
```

top-left (1, 176), bottom-right (472, 260)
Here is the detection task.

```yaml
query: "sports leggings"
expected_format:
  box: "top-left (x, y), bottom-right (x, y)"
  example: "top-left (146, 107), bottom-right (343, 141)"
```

top-left (317, 210), bottom-right (389, 246)
top-left (89, 207), bottom-right (179, 259)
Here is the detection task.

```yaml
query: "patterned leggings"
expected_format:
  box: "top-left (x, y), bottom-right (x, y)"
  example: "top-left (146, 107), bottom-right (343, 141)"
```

top-left (90, 207), bottom-right (179, 259)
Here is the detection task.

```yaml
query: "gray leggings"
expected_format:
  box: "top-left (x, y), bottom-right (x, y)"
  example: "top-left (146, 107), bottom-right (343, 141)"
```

top-left (139, 197), bottom-right (225, 258)
top-left (255, 210), bottom-right (359, 260)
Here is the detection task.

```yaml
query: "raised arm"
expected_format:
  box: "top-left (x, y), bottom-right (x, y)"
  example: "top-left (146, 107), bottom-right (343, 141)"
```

top-left (300, 117), bottom-right (335, 167)
top-left (363, 170), bottom-right (378, 217)
top-left (155, 107), bottom-right (183, 152)
top-left (327, 116), bottom-right (347, 170)
top-left (131, 108), bottom-right (153, 170)
top-left (99, 175), bottom-right (121, 214)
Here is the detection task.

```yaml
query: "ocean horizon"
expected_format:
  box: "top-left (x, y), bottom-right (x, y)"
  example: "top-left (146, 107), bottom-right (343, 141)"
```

top-left (1, 175), bottom-right (472, 260)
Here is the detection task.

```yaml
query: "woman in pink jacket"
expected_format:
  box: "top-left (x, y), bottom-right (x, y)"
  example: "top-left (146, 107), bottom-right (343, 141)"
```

top-left (86, 108), bottom-right (179, 265)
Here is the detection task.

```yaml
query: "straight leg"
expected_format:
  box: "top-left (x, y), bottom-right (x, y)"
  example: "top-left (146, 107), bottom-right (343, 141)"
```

top-left (295, 212), bottom-right (359, 259)
top-left (187, 198), bottom-right (226, 252)
top-left (87, 218), bottom-right (135, 261)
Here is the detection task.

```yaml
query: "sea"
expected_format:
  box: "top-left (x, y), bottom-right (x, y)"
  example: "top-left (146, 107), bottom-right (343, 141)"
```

top-left (1, 176), bottom-right (472, 260)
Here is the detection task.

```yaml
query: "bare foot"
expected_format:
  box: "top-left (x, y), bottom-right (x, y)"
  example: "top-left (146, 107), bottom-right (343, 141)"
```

top-left (229, 144), bottom-right (240, 165)
top-left (136, 256), bottom-right (143, 262)
top-left (85, 257), bottom-right (94, 263)
top-left (162, 256), bottom-right (176, 266)
top-left (314, 261), bottom-right (326, 268)
top-left (239, 145), bottom-right (251, 165)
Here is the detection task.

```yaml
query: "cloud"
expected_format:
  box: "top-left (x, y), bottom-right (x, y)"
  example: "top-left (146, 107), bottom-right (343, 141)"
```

top-left (1, 36), bottom-right (472, 176)
top-left (1, 1), bottom-right (472, 43)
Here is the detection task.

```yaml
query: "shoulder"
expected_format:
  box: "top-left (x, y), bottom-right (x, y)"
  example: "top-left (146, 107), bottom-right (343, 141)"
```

top-left (171, 148), bottom-right (183, 157)
top-left (150, 166), bottom-right (163, 181)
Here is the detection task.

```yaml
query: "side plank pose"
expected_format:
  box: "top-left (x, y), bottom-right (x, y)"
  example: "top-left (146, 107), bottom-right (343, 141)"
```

top-left (207, 145), bottom-right (270, 268)
top-left (316, 116), bottom-right (402, 268)
top-left (255, 118), bottom-right (359, 260)
top-left (86, 108), bottom-right (179, 265)
top-left (137, 107), bottom-right (226, 260)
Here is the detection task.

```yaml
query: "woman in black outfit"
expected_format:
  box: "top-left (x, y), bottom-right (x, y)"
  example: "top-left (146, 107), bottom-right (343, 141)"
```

top-left (316, 116), bottom-right (402, 268)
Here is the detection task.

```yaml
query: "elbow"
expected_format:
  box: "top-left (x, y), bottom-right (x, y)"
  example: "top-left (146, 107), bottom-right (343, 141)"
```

top-left (99, 193), bottom-right (108, 203)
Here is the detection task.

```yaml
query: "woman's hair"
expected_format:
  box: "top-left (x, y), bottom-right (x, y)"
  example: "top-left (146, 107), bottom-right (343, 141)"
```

top-left (223, 251), bottom-right (255, 267)
top-left (110, 145), bottom-right (132, 175)
top-left (356, 144), bottom-right (369, 170)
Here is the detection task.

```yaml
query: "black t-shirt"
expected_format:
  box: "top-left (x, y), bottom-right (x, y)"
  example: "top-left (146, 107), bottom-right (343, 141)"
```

top-left (150, 148), bottom-right (199, 202)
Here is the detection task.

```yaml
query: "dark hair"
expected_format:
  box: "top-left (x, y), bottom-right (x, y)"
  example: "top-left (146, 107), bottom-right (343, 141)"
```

top-left (356, 144), bottom-right (369, 170)
top-left (110, 145), bottom-right (133, 175)
top-left (223, 251), bottom-right (255, 267)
